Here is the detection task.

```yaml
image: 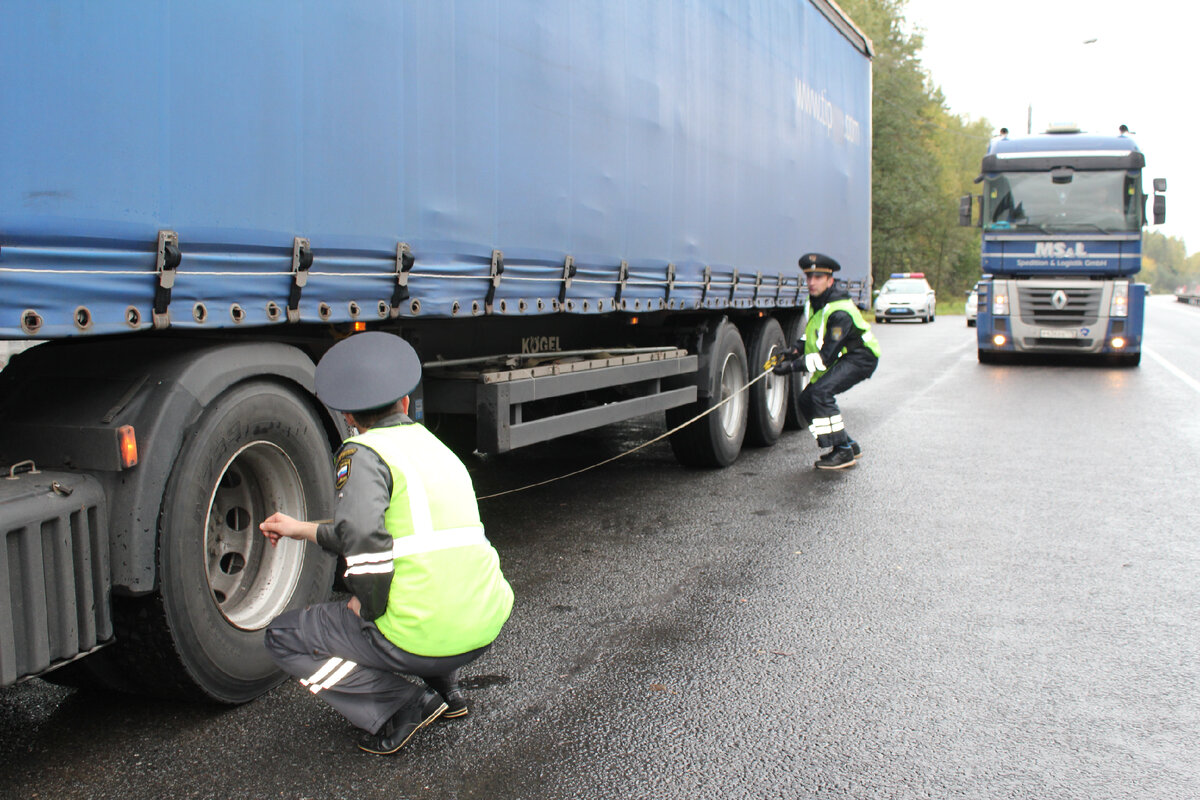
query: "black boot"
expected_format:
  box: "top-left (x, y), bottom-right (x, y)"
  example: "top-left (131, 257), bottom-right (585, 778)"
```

top-left (424, 671), bottom-right (468, 719)
top-left (358, 690), bottom-right (447, 755)
top-left (815, 445), bottom-right (856, 470)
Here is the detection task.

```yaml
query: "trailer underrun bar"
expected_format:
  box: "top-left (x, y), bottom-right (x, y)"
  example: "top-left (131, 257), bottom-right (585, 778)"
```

top-left (423, 348), bottom-right (699, 453)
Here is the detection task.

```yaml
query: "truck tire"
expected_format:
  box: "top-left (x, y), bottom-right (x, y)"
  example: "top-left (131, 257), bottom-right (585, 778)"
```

top-left (780, 312), bottom-right (809, 431)
top-left (743, 317), bottom-right (788, 447)
top-left (667, 319), bottom-right (748, 467)
top-left (82, 381), bottom-right (336, 703)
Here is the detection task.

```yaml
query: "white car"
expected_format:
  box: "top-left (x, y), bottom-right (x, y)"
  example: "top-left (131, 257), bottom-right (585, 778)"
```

top-left (874, 273), bottom-right (936, 323)
top-left (965, 284), bottom-right (979, 327)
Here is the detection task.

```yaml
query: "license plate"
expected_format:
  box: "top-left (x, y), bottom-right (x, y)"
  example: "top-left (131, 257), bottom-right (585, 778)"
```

top-left (1039, 328), bottom-right (1077, 339)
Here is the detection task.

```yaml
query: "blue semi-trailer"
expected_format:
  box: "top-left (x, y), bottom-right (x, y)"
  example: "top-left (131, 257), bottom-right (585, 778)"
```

top-left (0, 0), bottom-right (872, 701)
top-left (961, 125), bottom-right (1166, 366)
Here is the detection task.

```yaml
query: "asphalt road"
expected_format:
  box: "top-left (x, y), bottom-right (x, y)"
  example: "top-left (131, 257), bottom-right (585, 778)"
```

top-left (2, 295), bottom-right (1198, 799)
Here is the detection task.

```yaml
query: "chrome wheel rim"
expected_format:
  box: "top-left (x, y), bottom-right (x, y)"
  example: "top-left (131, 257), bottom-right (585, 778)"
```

top-left (204, 441), bottom-right (307, 630)
top-left (718, 351), bottom-right (748, 437)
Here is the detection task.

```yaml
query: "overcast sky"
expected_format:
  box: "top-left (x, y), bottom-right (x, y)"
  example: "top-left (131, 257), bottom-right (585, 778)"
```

top-left (901, 0), bottom-right (1193, 252)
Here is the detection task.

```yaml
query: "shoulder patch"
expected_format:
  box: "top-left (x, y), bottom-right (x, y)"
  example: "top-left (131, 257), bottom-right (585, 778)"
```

top-left (831, 326), bottom-right (844, 340)
top-left (339, 446), bottom-right (358, 458)
top-left (335, 453), bottom-right (353, 489)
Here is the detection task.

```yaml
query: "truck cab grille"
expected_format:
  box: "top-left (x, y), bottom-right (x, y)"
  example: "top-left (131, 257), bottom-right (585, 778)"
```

top-left (1017, 286), bottom-right (1102, 326)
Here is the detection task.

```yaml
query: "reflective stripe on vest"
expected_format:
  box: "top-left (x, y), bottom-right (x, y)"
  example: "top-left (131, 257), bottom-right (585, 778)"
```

top-left (392, 525), bottom-right (488, 558)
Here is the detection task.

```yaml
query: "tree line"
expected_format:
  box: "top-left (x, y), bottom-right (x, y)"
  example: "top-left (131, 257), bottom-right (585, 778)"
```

top-left (1142, 232), bottom-right (1200, 293)
top-left (840, 0), bottom-right (1193, 299)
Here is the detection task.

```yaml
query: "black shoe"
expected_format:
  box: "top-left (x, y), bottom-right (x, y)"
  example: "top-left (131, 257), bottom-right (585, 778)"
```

top-left (424, 672), bottom-right (468, 719)
top-left (848, 440), bottom-right (862, 460)
top-left (815, 446), bottom-right (857, 470)
top-left (358, 690), bottom-right (447, 755)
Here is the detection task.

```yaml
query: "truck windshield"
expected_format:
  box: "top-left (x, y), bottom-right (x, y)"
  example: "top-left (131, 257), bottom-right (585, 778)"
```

top-left (983, 170), bottom-right (1143, 233)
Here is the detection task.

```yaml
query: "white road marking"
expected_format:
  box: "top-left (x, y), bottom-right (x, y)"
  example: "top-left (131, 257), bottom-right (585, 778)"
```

top-left (1144, 347), bottom-right (1200, 396)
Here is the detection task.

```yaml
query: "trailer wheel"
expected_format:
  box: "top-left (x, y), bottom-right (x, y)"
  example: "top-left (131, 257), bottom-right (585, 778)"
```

top-left (667, 319), bottom-right (748, 467)
top-left (84, 381), bottom-right (335, 703)
top-left (779, 312), bottom-right (809, 430)
top-left (743, 317), bottom-right (788, 447)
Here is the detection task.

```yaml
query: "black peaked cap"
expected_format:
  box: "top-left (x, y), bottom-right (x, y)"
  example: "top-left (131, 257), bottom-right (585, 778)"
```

top-left (798, 252), bottom-right (841, 274)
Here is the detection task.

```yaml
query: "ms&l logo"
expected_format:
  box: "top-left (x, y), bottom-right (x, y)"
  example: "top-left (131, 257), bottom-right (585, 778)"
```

top-left (1034, 242), bottom-right (1088, 258)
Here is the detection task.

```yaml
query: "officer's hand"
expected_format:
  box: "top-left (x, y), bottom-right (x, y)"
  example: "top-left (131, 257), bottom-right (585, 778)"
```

top-left (779, 346), bottom-right (801, 362)
top-left (347, 596), bottom-right (362, 617)
top-left (259, 512), bottom-right (319, 546)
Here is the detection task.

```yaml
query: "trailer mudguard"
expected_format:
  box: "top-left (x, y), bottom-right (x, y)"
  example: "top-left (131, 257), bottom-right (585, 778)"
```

top-left (0, 339), bottom-right (339, 593)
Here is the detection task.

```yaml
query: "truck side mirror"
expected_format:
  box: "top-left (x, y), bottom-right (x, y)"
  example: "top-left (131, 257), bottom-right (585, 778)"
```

top-left (1152, 178), bottom-right (1167, 224)
top-left (958, 195), bottom-right (973, 227)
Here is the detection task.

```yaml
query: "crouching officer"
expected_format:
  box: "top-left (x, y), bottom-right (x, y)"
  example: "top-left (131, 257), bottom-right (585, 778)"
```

top-left (259, 332), bottom-right (514, 755)
top-left (774, 253), bottom-right (880, 470)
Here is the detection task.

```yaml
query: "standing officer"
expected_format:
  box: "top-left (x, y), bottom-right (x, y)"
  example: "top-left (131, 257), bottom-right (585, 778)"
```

top-left (774, 253), bottom-right (880, 469)
top-left (259, 332), bottom-right (514, 755)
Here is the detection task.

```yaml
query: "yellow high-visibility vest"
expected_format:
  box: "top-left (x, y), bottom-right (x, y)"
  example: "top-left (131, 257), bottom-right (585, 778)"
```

top-left (803, 298), bottom-right (880, 383)
top-left (348, 423), bottom-right (513, 657)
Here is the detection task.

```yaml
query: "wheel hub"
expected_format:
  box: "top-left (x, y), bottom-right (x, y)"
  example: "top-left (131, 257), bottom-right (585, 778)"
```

top-left (204, 441), bottom-right (308, 630)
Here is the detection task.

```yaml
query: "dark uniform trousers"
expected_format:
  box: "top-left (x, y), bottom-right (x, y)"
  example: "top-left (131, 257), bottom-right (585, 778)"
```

top-left (265, 602), bottom-right (489, 734)
top-left (798, 347), bottom-right (878, 448)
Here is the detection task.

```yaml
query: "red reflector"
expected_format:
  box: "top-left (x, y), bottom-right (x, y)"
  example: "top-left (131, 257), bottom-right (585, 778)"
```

top-left (118, 425), bottom-right (138, 469)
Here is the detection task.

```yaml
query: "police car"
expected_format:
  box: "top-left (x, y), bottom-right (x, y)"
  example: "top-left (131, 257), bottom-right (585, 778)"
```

top-left (874, 273), bottom-right (936, 323)
top-left (965, 282), bottom-right (980, 327)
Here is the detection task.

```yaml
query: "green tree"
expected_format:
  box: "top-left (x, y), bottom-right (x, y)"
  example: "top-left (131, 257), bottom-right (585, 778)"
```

top-left (1143, 231), bottom-right (1197, 292)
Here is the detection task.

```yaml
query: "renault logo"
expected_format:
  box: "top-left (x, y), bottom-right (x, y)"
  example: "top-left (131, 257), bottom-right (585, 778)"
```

top-left (1051, 290), bottom-right (1068, 310)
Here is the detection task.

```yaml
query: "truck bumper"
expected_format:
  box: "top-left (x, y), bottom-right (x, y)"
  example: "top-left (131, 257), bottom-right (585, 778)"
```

top-left (1006, 317), bottom-right (1134, 355)
top-left (0, 468), bottom-right (111, 687)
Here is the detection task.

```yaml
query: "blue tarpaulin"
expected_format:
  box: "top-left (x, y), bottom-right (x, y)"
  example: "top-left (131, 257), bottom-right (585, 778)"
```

top-left (0, 0), bottom-right (871, 338)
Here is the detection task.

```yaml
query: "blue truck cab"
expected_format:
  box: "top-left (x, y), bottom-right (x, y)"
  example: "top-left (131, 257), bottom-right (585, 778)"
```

top-left (961, 125), bottom-right (1166, 365)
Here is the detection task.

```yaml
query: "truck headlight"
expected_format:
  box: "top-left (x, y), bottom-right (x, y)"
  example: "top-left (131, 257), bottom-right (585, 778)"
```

top-left (1110, 282), bottom-right (1129, 318)
top-left (992, 288), bottom-right (1009, 316)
